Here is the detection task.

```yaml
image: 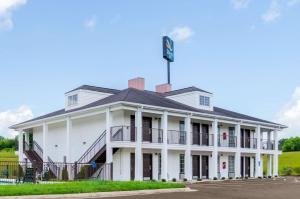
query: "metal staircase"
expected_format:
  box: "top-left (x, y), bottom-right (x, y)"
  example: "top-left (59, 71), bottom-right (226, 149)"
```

top-left (23, 141), bottom-right (43, 173)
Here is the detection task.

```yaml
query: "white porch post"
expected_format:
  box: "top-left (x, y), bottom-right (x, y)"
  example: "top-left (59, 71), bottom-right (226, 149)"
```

top-left (267, 155), bottom-right (273, 176)
top-left (42, 123), bottom-right (48, 162)
top-left (18, 130), bottom-right (24, 162)
top-left (161, 111), bottom-right (168, 180)
top-left (135, 108), bottom-right (143, 181)
top-left (66, 117), bottom-right (72, 162)
top-left (255, 125), bottom-right (261, 177)
top-left (184, 115), bottom-right (192, 180)
top-left (211, 119), bottom-right (218, 179)
top-left (273, 129), bottom-right (279, 176)
top-left (106, 108), bottom-right (113, 164)
top-left (235, 123), bottom-right (241, 178)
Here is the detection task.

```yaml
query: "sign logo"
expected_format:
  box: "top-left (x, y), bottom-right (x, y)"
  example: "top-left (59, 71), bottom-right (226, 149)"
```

top-left (163, 36), bottom-right (174, 62)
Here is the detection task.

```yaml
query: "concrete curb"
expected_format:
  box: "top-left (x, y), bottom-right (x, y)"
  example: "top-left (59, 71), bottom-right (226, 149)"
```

top-left (0, 188), bottom-right (195, 199)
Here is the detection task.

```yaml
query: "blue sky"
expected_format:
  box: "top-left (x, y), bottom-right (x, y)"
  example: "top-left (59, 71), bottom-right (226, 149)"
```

top-left (0, 0), bottom-right (300, 138)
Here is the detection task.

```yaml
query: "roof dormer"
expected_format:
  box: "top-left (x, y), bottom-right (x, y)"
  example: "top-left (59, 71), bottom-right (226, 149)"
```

top-left (65, 85), bottom-right (120, 111)
top-left (164, 86), bottom-right (214, 111)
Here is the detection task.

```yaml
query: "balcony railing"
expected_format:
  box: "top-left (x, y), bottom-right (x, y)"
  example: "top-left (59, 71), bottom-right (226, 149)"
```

top-left (261, 139), bottom-right (275, 150)
top-left (241, 138), bottom-right (257, 149)
top-left (191, 133), bottom-right (214, 146)
top-left (111, 126), bottom-right (136, 142)
top-left (167, 130), bottom-right (186, 145)
top-left (218, 135), bottom-right (237, 147)
top-left (142, 128), bottom-right (163, 143)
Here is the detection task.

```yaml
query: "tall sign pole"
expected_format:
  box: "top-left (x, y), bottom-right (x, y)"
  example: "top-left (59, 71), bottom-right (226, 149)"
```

top-left (163, 36), bottom-right (174, 84)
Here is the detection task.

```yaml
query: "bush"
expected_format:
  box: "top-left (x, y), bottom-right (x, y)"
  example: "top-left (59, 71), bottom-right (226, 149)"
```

top-left (221, 177), bottom-right (226, 180)
top-left (258, 176), bottom-right (262, 179)
top-left (293, 167), bottom-right (300, 175)
top-left (172, 178), bottom-right (176, 182)
top-left (282, 167), bottom-right (293, 176)
top-left (197, 178), bottom-right (202, 181)
top-left (62, 167), bottom-right (69, 181)
top-left (213, 177), bottom-right (218, 180)
top-left (236, 177), bottom-right (240, 179)
top-left (245, 176), bottom-right (249, 179)
top-left (268, 176), bottom-right (272, 179)
top-left (183, 178), bottom-right (188, 182)
top-left (161, 179), bottom-right (166, 182)
top-left (229, 177), bottom-right (233, 180)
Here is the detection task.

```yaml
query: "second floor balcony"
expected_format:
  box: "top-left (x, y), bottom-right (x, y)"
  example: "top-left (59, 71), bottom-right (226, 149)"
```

top-left (261, 139), bottom-right (275, 150)
top-left (218, 135), bottom-right (237, 147)
top-left (241, 138), bottom-right (257, 149)
top-left (191, 133), bottom-right (214, 146)
top-left (167, 130), bottom-right (186, 145)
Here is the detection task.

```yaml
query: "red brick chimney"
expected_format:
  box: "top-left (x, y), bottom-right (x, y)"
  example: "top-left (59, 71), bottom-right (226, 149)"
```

top-left (156, 83), bottom-right (172, 93)
top-left (128, 77), bottom-right (145, 90)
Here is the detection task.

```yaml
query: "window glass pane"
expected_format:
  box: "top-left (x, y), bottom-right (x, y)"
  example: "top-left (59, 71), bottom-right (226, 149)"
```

top-left (200, 96), bottom-right (210, 106)
top-left (179, 154), bottom-right (185, 174)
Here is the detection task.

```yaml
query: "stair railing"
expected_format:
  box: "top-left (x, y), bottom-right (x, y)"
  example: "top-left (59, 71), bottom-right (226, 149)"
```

top-left (47, 156), bottom-right (58, 177)
top-left (77, 130), bottom-right (106, 164)
top-left (33, 141), bottom-right (43, 159)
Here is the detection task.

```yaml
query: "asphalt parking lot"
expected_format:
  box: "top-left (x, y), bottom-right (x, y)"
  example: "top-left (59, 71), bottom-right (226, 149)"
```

top-left (97, 177), bottom-right (300, 199)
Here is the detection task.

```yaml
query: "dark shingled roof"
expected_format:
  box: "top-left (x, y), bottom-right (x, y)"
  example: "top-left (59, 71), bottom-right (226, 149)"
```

top-left (163, 86), bottom-right (212, 96)
top-left (13, 87), bottom-right (282, 127)
top-left (65, 85), bottom-right (120, 94)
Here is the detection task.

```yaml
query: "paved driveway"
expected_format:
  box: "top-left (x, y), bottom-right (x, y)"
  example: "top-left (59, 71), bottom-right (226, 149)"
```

top-left (96, 177), bottom-right (300, 199)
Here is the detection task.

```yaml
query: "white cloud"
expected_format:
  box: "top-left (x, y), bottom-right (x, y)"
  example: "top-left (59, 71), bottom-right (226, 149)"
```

top-left (84, 15), bottom-right (96, 30)
top-left (230, 0), bottom-right (251, 9)
top-left (0, 0), bottom-right (27, 31)
top-left (287, 0), bottom-right (300, 7)
top-left (0, 106), bottom-right (33, 138)
top-left (262, 0), bottom-right (281, 23)
top-left (276, 87), bottom-right (300, 138)
top-left (169, 26), bottom-right (194, 42)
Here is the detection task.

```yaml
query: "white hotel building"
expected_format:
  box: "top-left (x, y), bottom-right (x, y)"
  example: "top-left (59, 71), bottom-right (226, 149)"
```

top-left (11, 77), bottom-right (286, 181)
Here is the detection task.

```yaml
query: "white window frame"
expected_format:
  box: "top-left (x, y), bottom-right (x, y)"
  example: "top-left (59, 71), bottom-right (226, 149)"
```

top-left (68, 94), bottom-right (78, 106)
top-left (200, 95), bottom-right (210, 106)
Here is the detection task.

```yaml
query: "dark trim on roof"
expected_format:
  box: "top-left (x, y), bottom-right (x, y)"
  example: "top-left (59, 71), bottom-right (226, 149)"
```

top-left (163, 86), bottom-right (212, 96)
top-left (65, 85), bottom-right (120, 94)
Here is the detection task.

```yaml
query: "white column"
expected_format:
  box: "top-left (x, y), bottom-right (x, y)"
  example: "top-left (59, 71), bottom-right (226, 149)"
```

top-left (135, 108), bottom-right (143, 181)
top-left (255, 125), bottom-right (261, 177)
top-left (18, 130), bottom-right (24, 162)
top-left (211, 119), bottom-right (218, 179)
top-left (106, 108), bottom-right (113, 163)
top-left (235, 123), bottom-right (241, 178)
top-left (42, 123), bottom-right (48, 162)
top-left (273, 130), bottom-right (279, 176)
top-left (66, 117), bottom-right (72, 162)
top-left (184, 115), bottom-right (192, 180)
top-left (267, 155), bottom-right (272, 176)
top-left (161, 111), bottom-right (168, 180)
top-left (260, 154), bottom-right (264, 177)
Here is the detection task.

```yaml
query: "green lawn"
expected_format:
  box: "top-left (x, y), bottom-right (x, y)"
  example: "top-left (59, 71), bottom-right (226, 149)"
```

top-left (0, 150), bottom-right (18, 162)
top-left (263, 151), bottom-right (300, 175)
top-left (0, 181), bottom-right (185, 196)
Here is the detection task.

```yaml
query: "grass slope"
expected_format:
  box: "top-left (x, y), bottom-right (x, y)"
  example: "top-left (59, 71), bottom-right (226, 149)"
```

top-left (0, 181), bottom-right (185, 196)
top-left (263, 151), bottom-right (300, 175)
top-left (0, 150), bottom-right (18, 162)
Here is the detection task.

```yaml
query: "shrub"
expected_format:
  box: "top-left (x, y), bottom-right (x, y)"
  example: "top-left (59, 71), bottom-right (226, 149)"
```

top-left (213, 177), bottom-right (218, 180)
top-left (183, 178), bottom-right (188, 182)
top-left (245, 176), bottom-right (249, 179)
top-left (197, 178), bottom-right (202, 181)
top-left (236, 177), bottom-right (240, 179)
top-left (268, 176), bottom-right (272, 179)
top-left (161, 179), bottom-right (166, 182)
top-left (293, 167), bottom-right (300, 175)
top-left (62, 167), bottom-right (69, 181)
top-left (282, 167), bottom-right (293, 176)
top-left (221, 177), bottom-right (226, 180)
top-left (229, 177), bottom-right (233, 180)
top-left (172, 178), bottom-right (176, 182)
top-left (258, 176), bottom-right (262, 179)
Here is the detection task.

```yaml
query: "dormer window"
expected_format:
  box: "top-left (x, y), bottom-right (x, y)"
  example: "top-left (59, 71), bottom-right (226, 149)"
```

top-left (200, 95), bottom-right (210, 106)
top-left (68, 94), bottom-right (78, 106)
